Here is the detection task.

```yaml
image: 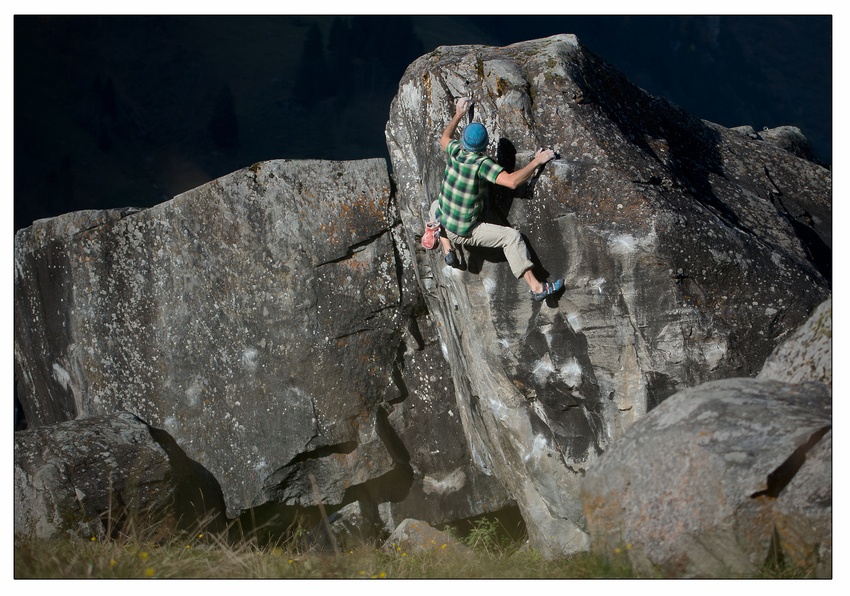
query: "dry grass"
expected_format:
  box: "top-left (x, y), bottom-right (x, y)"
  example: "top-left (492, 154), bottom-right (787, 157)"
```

top-left (13, 513), bottom-right (637, 579)
top-left (14, 536), bottom-right (639, 579)
top-left (13, 513), bottom-right (814, 579)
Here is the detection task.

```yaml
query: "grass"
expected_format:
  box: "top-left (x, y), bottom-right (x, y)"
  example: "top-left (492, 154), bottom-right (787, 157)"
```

top-left (13, 512), bottom-right (817, 579)
top-left (13, 536), bottom-right (638, 579)
top-left (13, 514), bottom-right (636, 579)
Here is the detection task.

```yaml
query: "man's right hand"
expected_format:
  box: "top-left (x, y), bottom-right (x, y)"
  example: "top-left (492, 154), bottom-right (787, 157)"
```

top-left (456, 97), bottom-right (472, 116)
top-left (535, 147), bottom-right (556, 165)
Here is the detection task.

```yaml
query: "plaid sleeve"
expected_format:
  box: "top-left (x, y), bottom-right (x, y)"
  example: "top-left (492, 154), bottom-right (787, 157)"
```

top-left (446, 139), bottom-right (461, 159)
top-left (477, 158), bottom-right (504, 183)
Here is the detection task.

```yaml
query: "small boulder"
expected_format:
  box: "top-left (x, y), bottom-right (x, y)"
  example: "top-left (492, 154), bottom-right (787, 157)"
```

top-left (328, 501), bottom-right (384, 548)
top-left (383, 518), bottom-right (470, 555)
top-left (759, 125), bottom-right (822, 164)
top-left (14, 411), bottom-right (226, 540)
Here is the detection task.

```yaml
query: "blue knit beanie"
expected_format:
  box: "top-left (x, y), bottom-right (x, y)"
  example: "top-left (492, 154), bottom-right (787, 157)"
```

top-left (462, 123), bottom-right (489, 153)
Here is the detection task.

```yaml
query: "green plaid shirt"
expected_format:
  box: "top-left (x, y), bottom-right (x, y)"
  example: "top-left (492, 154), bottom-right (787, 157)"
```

top-left (436, 139), bottom-right (504, 236)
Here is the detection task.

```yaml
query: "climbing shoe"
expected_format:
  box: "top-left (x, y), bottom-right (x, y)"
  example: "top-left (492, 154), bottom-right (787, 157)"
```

top-left (532, 279), bottom-right (564, 302)
top-left (445, 250), bottom-right (459, 267)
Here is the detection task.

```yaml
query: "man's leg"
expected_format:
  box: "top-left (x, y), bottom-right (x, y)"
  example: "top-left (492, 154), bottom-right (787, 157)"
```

top-left (462, 222), bottom-right (562, 299)
top-left (439, 235), bottom-right (453, 256)
top-left (522, 268), bottom-right (544, 295)
top-left (466, 223), bottom-right (537, 282)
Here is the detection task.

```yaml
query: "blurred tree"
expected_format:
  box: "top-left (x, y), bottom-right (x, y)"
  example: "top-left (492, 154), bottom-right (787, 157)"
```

top-left (294, 22), bottom-right (329, 107)
top-left (209, 84), bottom-right (239, 150)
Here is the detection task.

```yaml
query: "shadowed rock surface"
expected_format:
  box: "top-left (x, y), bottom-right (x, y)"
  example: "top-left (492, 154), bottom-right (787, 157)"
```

top-left (385, 34), bottom-right (830, 557)
top-left (14, 411), bottom-right (227, 540)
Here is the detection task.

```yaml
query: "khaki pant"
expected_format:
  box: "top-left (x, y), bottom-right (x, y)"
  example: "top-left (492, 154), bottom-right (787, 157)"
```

top-left (429, 200), bottom-right (534, 279)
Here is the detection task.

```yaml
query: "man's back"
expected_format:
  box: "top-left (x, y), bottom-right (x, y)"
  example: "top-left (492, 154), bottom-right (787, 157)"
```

top-left (437, 139), bottom-right (503, 236)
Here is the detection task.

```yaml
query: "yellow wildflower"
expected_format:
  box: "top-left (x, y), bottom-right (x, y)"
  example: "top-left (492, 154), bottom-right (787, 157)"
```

top-left (145, 568), bottom-right (155, 577)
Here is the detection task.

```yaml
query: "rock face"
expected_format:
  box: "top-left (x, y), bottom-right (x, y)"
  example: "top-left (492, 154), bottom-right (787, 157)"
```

top-left (14, 411), bottom-right (226, 540)
top-left (579, 379), bottom-right (831, 577)
top-left (385, 34), bottom-right (830, 556)
top-left (14, 158), bottom-right (508, 525)
top-left (758, 298), bottom-right (831, 385)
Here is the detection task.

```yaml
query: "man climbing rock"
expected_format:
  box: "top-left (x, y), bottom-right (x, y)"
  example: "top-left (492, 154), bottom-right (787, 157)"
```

top-left (429, 97), bottom-right (563, 302)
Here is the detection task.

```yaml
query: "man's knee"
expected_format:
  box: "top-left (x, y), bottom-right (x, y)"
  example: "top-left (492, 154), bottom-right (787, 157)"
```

top-left (505, 227), bottom-right (524, 247)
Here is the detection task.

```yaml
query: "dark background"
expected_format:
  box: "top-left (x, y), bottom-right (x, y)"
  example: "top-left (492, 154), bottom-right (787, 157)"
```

top-left (14, 15), bottom-right (832, 232)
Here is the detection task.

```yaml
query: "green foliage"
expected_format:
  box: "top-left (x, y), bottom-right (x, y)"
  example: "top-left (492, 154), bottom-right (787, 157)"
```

top-left (442, 510), bottom-right (524, 556)
top-left (459, 517), bottom-right (505, 554)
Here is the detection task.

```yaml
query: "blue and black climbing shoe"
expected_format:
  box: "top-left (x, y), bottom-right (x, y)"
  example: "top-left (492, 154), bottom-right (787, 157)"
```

top-left (532, 279), bottom-right (564, 302)
top-left (445, 250), bottom-right (459, 267)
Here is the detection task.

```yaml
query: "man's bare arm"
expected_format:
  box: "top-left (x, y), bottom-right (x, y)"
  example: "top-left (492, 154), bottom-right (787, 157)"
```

top-left (495, 148), bottom-right (556, 189)
top-left (440, 97), bottom-right (471, 150)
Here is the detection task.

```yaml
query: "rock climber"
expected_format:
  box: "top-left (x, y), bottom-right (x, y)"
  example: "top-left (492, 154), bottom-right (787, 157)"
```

top-left (429, 96), bottom-right (564, 302)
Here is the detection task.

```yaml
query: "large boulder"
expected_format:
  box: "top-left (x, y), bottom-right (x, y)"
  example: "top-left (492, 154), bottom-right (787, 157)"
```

top-left (385, 34), bottom-right (830, 557)
top-left (579, 379), bottom-right (831, 577)
top-left (14, 158), bottom-right (508, 524)
top-left (15, 411), bottom-right (226, 540)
